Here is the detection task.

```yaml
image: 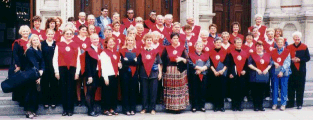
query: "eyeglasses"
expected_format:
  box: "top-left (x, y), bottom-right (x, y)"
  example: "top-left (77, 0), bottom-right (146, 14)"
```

top-left (136, 20), bottom-right (143, 22)
top-left (65, 33), bottom-right (73, 35)
top-left (127, 12), bottom-right (134, 14)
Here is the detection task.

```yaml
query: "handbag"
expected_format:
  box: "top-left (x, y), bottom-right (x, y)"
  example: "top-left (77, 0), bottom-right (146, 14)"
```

top-left (1, 67), bottom-right (40, 93)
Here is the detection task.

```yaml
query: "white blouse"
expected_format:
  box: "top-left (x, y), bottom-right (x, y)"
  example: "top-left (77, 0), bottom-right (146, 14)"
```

top-left (52, 45), bottom-right (81, 75)
top-left (100, 51), bottom-right (116, 80)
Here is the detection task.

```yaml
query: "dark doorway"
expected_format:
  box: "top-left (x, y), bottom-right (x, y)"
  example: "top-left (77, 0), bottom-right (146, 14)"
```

top-left (213, 0), bottom-right (251, 36)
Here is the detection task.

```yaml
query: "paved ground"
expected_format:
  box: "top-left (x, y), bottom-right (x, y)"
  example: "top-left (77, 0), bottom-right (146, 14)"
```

top-left (1, 107), bottom-right (313, 120)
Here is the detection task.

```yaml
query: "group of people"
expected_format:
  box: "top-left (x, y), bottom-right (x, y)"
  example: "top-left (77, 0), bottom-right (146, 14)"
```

top-left (10, 7), bottom-right (310, 118)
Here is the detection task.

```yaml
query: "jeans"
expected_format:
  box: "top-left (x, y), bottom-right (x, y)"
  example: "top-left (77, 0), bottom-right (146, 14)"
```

top-left (272, 75), bottom-right (289, 105)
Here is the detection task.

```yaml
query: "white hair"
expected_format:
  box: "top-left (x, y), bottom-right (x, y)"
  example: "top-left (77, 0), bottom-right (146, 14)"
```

top-left (186, 17), bottom-right (194, 21)
top-left (64, 22), bottom-right (74, 28)
top-left (127, 26), bottom-right (137, 34)
top-left (135, 17), bottom-right (143, 22)
top-left (156, 15), bottom-right (164, 20)
top-left (254, 14), bottom-right (263, 20)
top-left (164, 14), bottom-right (173, 19)
top-left (135, 23), bottom-right (144, 29)
top-left (292, 31), bottom-right (302, 38)
top-left (79, 12), bottom-right (86, 16)
top-left (199, 30), bottom-right (209, 37)
top-left (18, 25), bottom-right (31, 35)
top-left (152, 31), bottom-right (161, 37)
top-left (87, 14), bottom-right (95, 20)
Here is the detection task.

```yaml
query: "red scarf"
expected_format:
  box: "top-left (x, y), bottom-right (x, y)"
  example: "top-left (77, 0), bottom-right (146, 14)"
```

top-left (189, 52), bottom-right (209, 81)
top-left (271, 49), bottom-right (290, 66)
top-left (166, 45), bottom-right (184, 62)
top-left (12, 39), bottom-right (28, 51)
top-left (120, 48), bottom-right (140, 77)
top-left (57, 41), bottom-right (79, 69)
top-left (230, 50), bottom-right (248, 76)
top-left (251, 52), bottom-right (271, 71)
top-left (86, 46), bottom-right (102, 77)
top-left (141, 49), bottom-right (158, 77)
top-left (104, 49), bottom-right (120, 76)
top-left (287, 43), bottom-right (307, 70)
top-left (209, 48), bottom-right (227, 68)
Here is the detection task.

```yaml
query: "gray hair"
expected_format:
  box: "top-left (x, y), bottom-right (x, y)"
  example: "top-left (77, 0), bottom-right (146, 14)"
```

top-left (292, 31), bottom-right (302, 38)
top-left (199, 30), bottom-right (209, 37)
top-left (164, 14), bottom-right (173, 19)
top-left (104, 26), bottom-right (112, 32)
top-left (254, 14), bottom-right (263, 20)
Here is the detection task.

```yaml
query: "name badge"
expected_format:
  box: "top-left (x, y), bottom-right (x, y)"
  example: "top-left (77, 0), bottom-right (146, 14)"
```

top-left (260, 59), bottom-right (264, 64)
top-left (237, 55), bottom-right (242, 61)
top-left (82, 43), bottom-right (87, 49)
top-left (173, 50), bottom-right (177, 55)
top-left (65, 46), bottom-right (71, 52)
top-left (216, 55), bottom-right (220, 60)
top-left (113, 55), bottom-right (117, 60)
top-left (277, 57), bottom-right (281, 62)
top-left (146, 54), bottom-right (151, 59)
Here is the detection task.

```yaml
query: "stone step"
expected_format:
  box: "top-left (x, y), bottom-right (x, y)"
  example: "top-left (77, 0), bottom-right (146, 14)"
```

top-left (0, 99), bottom-right (312, 116)
top-left (0, 97), bottom-right (18, 105)
top-left (304, 91), bottom-right (313, 98)
top-left (305, 82), bottom-right (313, 91)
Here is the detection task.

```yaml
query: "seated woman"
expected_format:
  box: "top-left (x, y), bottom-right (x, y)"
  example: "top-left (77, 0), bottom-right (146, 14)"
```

top-left (188, 41), bottom-right (210, 112)
top-left (271, 37), bottom-right (291, 111)
top-left (248, 41), bottom-right (273, 111)
top-left (24, 34), bottom-right (44, 119)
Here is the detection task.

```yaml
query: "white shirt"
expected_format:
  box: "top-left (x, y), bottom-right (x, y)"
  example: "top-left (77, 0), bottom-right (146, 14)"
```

top-left (53, 43), bottom-right (81, 75)
top-left (100, 51), bottom-right (116, 80)
top-left (156, 25), bottom-right (164, 32)
top-left (46, 40), bottom-right (54, 46)
top-left (77, 35), bottom-right (87, 41)
top-left (112, 31), bottom-right (120, 37)
top-left (101, 16), bottom-right (109, 27)
top-left (79, 20), bottom-right (85, 25)
top-left (245, 42), bottom-right (253, 47)
top-left (254, 36), bottom-right (259, 42)
top-left (265, 38), bottom-right (274, 45)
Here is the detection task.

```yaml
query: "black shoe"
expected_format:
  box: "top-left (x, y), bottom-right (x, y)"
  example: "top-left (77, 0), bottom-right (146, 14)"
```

top-left (77, 101), bottom-right (82, 106)
top-left (254, 108), bottom-right (259, 111)
top-left (44, 105), bottom-right (49, 109)
top-left (88, 111), bottom-right (98, 117)
top-left (51, 105), bottom-right (56, 109)
top-left (232, 108), bottom-right (237, 111)
top-left (62, 111), bottom-right (68, 116)
top-left (259, 107), bottom-right (265, 111)
top-left (191, 108), bottom-right (196, 112)
top-left (68, 112), bottom-right (73, 116)
top-left (220, 108), bottom-right (225, 112)
top-left (213, 108), bottom-right (218, 112)
top-left (297, 106), bottom-right (302, 109)
top-left (238, 107), bottom-right (243, 111)
top-left (201, 108), bottom-right (206, 112)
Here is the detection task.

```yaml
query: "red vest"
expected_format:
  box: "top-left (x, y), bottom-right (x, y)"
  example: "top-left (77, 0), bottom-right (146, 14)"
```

top-left (120, 48), bottom-right (140, 77)
top-left (186, 35), bottom-right (198, 53)
top-left (104, 49), bottom-right (120, 76)
top-left (73, 35), bottom-right (91, 74)
top-left (122, 18), bottom-right (136, 29)
top-left (230, 50), bottom-right (248, 76)
top-left (229, 34), bottom-right (244, 44)
top-left (272, 49), bottom-right (290, 66)
top-left (141, 49), bottom-right (158, 77)
top-left (248, 25), bottom-right (267, 38)
top-left (144, 19), bottom-right (155, 29)
top-left (209, 48), bottom-right (227, 68)
top-left (166, 45), bottom-right (185, 62)
top-left (251, 52), bottom-right (271, 71)
top-left (57, 41), bottom-right (79, 69)
top-left (202, 41), bottom-right (214, 53)
top-left (112, 33), bottom-right (126, 51)
top-left (242, 43), bottom-right (256, 55)
top-left (76, 20), bottom-right (87, 30)
top-left (12, 39), bottom-right (28, 51)
top-left (287, 43), bottom-right (308, 71)
top-left (150, 25), bottom-right (171, 42)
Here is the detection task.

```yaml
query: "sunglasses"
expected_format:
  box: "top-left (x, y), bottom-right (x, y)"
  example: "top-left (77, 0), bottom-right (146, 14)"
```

top-left (127, 12), bottom-right (134, 14)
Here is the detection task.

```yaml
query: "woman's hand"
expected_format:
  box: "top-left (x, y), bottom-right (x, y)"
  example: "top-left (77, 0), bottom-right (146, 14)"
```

top-left (195, 70), bottom-right (201, 75)
top-left (134, 57), bottom-right (137, 62)
top-left (158, 73), bottom-right (162, 81)
top-left (124, 57), bottom-right (128, 61)
top-left (55, 74), bottom-right (60, 80)
top-left (39, 70), bottom-right (43, 76)
top-left (118, 62), bottom-right (122, 69)
top-left (87, 77), bottom-right (93, 84)
top-left (104, 79), bottom-right (109, 86)
top-left (229, 74), bottom-right (234, 79)
top-left (176, 57), bottom-right (182, 63)
top-left (213, 71), bottom-right (220, 77)
top-left (75, 74), bottom-right (79, 80)
top-left (278, 72), bottom-right (283, 78)
top-left (14, 65), bottom-right (20, 73)
top-left (256, 69), bottom-right (262, 75)
top-left (36, 78), bottom-right (41, 84)
top-left (274, 63), bottom-right (280, 68)
top-left (241, 70), bottom-right (246, 75)
top-left (263, 69), bottom-right (269, 75)
top-left (218, 70), bottom-right (224, 75)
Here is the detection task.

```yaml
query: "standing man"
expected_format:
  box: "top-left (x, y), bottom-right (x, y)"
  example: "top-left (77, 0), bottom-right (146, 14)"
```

top-left (182, 17), bottom-right (201, 38)
top-left (144, 10), bottom-right (157, 29)
top-left (150, 15), bottom-right (171, 44)
top-left (76, 12), bottom-right (87, 30)
top-left (287, 31), bottom-right (310, 109)
top-left (96, 7), bottom-right (112, 36)
top-left (164, 14), bottom-right (173, 35)
top-left (122, 9), bottom-right (136, 29)
top-left (248, 14), bottom-right (267, 39)
top-left (88, 14), bottom-right (104, 39)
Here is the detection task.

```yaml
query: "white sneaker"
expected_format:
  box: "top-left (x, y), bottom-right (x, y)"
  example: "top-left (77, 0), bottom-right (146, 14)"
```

top-left (272, 105), bottom-right (277, 110)
top-left (265, 97), bottom-right (270, 101)
top-left (280, 105), bottom-right (286, 111)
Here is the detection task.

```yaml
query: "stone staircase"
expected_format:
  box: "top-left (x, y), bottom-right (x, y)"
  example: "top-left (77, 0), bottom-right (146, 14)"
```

top-left (1, 60), bottom-right (313, 116)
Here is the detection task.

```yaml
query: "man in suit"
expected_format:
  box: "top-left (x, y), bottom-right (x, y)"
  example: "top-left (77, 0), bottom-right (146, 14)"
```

top-left (144, 10), bottom-right (157, 29)
top-left (76, 12), bottom-right (87, 30)
top-left (96, 7), bottom-right (112, 37)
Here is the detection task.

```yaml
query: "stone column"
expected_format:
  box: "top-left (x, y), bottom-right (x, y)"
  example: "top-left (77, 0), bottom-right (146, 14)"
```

top-left (251, 0), bottom-right (266, 26)
top-left (301, 0), bottom-right (313, 53)
top-left (198, 0), bottom-right (215, 30)
top-left (265, 0), bottom-right (282, 17)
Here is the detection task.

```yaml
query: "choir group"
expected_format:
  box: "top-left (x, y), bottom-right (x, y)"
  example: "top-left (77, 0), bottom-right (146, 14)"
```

top-left (10, 7), bottom-right (311, 118)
